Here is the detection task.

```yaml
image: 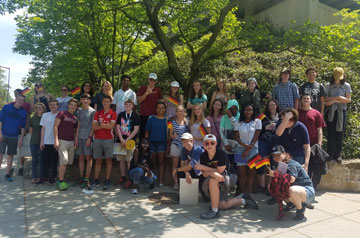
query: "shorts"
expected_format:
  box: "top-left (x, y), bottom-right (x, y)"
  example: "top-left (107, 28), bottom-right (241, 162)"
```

top-left (76, 138), bottom-right (92, 156)
top-left (58, 140), bottom-right (75, 165)
top-left (19, 133), bottom-right (31, 157)
top-left (170, 144), bottom-right (182, 157)
top-left (150, 141), bottom-right (166, 153)
top-left (201, 175), bottom-right (230, 201)
top-left (116, 148), bottom-right (134, 161)
top-left (93, 139), bottom-right (114, 159)
top-left (0, 136), bottom-right (18, 155)
top-left (304, 185), bottom-right (315, 204)
top-left (234, 146), bottom-right (258, 167)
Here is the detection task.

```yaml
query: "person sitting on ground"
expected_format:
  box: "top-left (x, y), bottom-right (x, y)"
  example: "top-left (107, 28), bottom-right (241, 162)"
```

top-left (195, 134), bottom-right (258, 220)
top-left (267, 145), bottom-right (315, 221)
top-left (128, 138), bottom-right (155, 196)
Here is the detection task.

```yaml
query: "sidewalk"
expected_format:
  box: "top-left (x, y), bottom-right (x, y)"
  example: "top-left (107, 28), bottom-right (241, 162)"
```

top-left (1, 162), bottom-right (360, 238)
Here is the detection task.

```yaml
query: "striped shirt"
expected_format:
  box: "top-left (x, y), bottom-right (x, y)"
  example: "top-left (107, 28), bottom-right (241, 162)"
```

top-left (171, 120), bottom-right (189, 147)
top-left (272, 81), bottom-right (299, 110)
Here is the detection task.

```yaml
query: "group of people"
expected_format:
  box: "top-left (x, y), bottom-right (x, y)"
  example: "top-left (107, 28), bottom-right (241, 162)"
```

top-left (0, 66), bottom-right (352, 220)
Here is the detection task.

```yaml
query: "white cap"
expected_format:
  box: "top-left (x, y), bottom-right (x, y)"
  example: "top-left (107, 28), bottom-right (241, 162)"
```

top-left (181, 132), bottom-right (193, 140)
top-left (171, 81), bottom-right (180, 87)
top-left (203, 134), bottom-right (217, 142)
top-left (148, 73), bottom-right (158, 80)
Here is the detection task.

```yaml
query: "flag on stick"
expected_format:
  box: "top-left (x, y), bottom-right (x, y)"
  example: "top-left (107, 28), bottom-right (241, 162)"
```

top-left (21, 87), bottom-right (30, 96)
top-left (257, 113), bottom-right (266, 120)
top-left (255, 157), bottom-right (271, 169)
top-left (70, 87), bottom-right (81, 96)
top-left (247, 154), bottom-right (262, 169)
top-left (167, 121), bottom-right (173, 129)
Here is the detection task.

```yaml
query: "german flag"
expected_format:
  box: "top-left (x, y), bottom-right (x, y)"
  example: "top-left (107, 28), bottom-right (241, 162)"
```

top-left (21, 87), bottom-right (31, 96)
top-left (255, 157), bottom-right (270, 169)
top-left (167, 121), bottom-right (173, 129)
top-left (257, 113), bottom-right (266, 120)
top-left (168, 96), bottom-right (179, 106)
top-left (70, 86), bottom-right (81, 96)
top-left (247, 154), bottom-right (261, 169)
top-left (199, 124), bottom-right (207, 137)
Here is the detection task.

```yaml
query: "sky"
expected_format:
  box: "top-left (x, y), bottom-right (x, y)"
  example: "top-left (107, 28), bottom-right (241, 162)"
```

top-left (0, 9), bottom-right (32, 96)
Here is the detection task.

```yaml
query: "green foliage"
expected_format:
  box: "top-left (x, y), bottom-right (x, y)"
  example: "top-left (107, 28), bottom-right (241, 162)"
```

top-left (0, 68), bottom-right (12, 107)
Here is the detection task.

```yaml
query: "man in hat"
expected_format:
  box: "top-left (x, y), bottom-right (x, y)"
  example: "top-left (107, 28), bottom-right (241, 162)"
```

top-left (137, 73), bottom-right (162, 139)
top-left (272, 68), bottom-right (300, 111)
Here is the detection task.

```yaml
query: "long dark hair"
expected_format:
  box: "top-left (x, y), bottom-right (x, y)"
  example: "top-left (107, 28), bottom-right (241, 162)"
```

top-left (264, 99), bottom-right (280, 118)
top-left (139, 138), bottom-right (150, 155)
top-left (80, 81), bottom-right (94, 96)
top-left (188, 80), bottom-right (203, 99)
top-left (209, 99), bottom-right (224, 117)
top-left (239, 103), bottom-right (256, 122)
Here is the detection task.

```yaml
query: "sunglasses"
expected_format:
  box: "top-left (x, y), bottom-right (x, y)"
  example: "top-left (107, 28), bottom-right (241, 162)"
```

top-left (204, 141), bottom-right (216, 146)
top-left (61, 89), bottom-right (68, 91)
top-left (35, 85), bottom-right (43, 88)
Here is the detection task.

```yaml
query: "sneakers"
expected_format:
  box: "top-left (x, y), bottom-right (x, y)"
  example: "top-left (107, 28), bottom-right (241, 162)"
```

top-left (244, 198), bottom-right (259, 210)
top-left (90, 180), bottom-right (100, 189)
top-left (4, 174), bottom-right (13, 182)
top-left (124, 180), bottom-right (132, 189)
top-left (149, 183), bottom-right (155, 190)
top-left (79, 178), bottom-right (89, 188)
top-left (267, 197), bottom-right (277, 205)
top-left (294, 204), bottom-right (306, 220)
top-left (103, 180), bottom-right (111, 190)
top-left (118, 177), bottom-right (126, 184)
top-left (58, 181), bottom-right (69, 190)
top-left (131, 189), bottom-right (138, 196)
top-left (200, 210), bottom-right (220, 220)
top-left (17, 168), bottom-right (24, 176)
top-left (284, 202), bottom-right (296, 212)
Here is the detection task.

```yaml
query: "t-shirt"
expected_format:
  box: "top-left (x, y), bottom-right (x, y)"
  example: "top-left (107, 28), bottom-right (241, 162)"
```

top-left (190, 119), bottom-right (211, 147)
top-left (145, 115), bottom-right (167, 142)
top-left (276, 121), bottom-right (310, 158)
top-left (112, 88), bottom-right (137, 114)
top-left (207, 115), bottom-right (223, 146)
top-left (181, 145), bottom-right (204, 161)
top-left (166, 96), bottom-right (181, 119)
top-left (286, 160), bottom-right (313, 187)
top-left (299, 109), bottom-right (325, 146)
top-left (171, 120), bottom-right (189, 147)
top-left (200, 149), bottom-right (228, 171)
top-left (93, 109), bottom-right (117, 140)
top-left (77, 107), bottom-right (96, 139)
top-left (137, 86), bottom-right (162, 116)
top-left (116, 111), bottom-right (140, 140)
top-left (0, 104), bottom-right (27, 138)
top-left (325, 82), bottom-right (352, 109)
top-left (56, 110), bottom-right (77, 141)
top-left (299, 82), bottom-right (326, 112)
top-left (187, 94), bottom-right (208, 105)
top-left (29, 114), bottom-right (42, 144)
top-left (93, 92), bottom-right (112, 112)
top-left (129, 152), bottom-right (154, 171)
top-left (234, 119), bottom-right (262, 147)
top-left (40, 111), bottom-right (58, 144)
top-left (56, 96), bottom-right (72, 112)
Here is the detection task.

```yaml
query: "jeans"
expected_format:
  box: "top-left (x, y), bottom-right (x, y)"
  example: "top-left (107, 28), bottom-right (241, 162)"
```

top-left (327, 109), bottom-right (347, 160)
top-left (128, 167), bottom-right (154, 185)
top-left (30, 144), bottom-right (41, 179)
top-left (41, 144), bottom-right (58, 180)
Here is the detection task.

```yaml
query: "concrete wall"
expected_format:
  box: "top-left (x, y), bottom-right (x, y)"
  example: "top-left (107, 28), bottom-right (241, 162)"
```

top-left (254, 0), bottom-right (341, 30)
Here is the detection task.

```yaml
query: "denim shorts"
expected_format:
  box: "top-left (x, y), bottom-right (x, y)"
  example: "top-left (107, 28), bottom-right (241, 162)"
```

top-left (170, 144), bottom-right (182, 157)
top-left (150, 141), bottom-right (166, 153)
top-left (234, 146), bottom-right (258, 167)
top-left (304, 185), bottom-right (315, 204)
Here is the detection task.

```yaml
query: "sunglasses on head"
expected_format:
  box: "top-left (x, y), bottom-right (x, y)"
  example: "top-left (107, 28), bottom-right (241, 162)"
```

top-left (204, 141), bottom-right (216, 146)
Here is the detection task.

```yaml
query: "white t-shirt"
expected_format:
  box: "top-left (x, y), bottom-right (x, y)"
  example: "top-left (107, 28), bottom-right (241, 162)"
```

top-left (112, 88), bottom-right (137, 114)
top-left (40, 111), bottom-right (58, 144)
top-left (190, 119), bottom-right (211, 147)
top-left (235, 118), bottom-right (262, 147)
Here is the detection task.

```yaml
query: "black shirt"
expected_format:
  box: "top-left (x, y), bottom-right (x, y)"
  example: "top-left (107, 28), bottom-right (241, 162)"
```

top-left (116, 111), bottom-right (140, 141)
top-left (200, 148), bottom-right (228, 172)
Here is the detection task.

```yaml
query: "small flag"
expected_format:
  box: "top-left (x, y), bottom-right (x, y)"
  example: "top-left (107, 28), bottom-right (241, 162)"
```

top-left (255, 157), bottom-right (270, 169)
top-left (257, 113), bottom-right (266, 120)
top-left (70, 87), bottom-right (81, 96)
top-left (247, 154), bottom-right (262, 169)
top-left (168, 96), bottom-right (179, 106)
top-left (21, 87), bottom-right (31, 96)
top-left (199, 124), bottom-right (207, 137)
top-left (167, 121), bottom-right (173, 129)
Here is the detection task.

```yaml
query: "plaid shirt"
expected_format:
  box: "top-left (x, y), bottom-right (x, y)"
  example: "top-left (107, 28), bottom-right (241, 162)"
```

top-left (272, 81), bottom-right (299, 110)
top-left (269, 172), bottom-right (291, 220)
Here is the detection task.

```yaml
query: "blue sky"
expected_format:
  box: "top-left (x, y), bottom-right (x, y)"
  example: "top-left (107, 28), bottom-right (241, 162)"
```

top-left (0, 10), bottom-right (32, 94)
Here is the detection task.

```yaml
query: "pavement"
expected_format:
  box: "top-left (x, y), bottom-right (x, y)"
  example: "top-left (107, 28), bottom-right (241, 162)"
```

top-left (1, 159), bottom-right (360, 238)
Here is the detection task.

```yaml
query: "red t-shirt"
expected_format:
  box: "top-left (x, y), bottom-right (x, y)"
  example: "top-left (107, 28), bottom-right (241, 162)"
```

top-left (93, 108), bottom-right (117, 140)
top-left (298, 109), bottom-right (326, 146)
top-left (137, 85), bottom-right (162, 116)
top-left (56, 111), bottom-right (77, 141)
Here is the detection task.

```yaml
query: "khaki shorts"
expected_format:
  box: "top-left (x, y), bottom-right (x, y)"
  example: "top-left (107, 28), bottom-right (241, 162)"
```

top-left (58, 140), bottom-right (75, 165)
top-left (116, 148), bottom-right (135, 162)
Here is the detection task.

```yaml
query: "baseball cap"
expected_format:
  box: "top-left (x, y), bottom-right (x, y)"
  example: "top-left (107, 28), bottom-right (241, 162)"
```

top-left (181, 133), bottom-right (193, 140)
top-left (148, 73), bottom-right (158, 80)
top-left (281, 67), bottom-right (291, 74)
top-left (271, 145), bottom-right (286, 154)
top-left (171, 81), bottom-right (180, 87)
top-left (203, 134), bottom-right (217, 142)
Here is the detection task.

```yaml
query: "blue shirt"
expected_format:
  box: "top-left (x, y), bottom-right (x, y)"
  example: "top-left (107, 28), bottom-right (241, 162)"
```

top-left (287, 160), bottom-right (313, 187)
top-left (272, 81), bottom-right (299, 110)
top-left (145, 115), bottom-right (167, 142)
top-left (0, 104), bottom-right (27, 137)
top-left (277, 121), bottom-right (310, 158)
top-left (181, 145), bottom-right (204, 161)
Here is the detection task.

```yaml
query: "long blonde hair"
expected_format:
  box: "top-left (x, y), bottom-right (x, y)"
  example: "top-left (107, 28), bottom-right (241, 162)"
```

top-left (190, 104), bottom-right (205, 126)
top-left (101, 81), bottom-right (113, 98)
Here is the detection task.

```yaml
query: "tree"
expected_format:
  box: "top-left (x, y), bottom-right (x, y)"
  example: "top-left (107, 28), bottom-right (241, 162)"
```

top-left (0, 68), bottom-right (11, 107)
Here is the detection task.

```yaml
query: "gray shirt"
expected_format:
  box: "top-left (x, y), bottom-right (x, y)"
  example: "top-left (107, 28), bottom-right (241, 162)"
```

top-left (77, 107), bottom-right (96, 139)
